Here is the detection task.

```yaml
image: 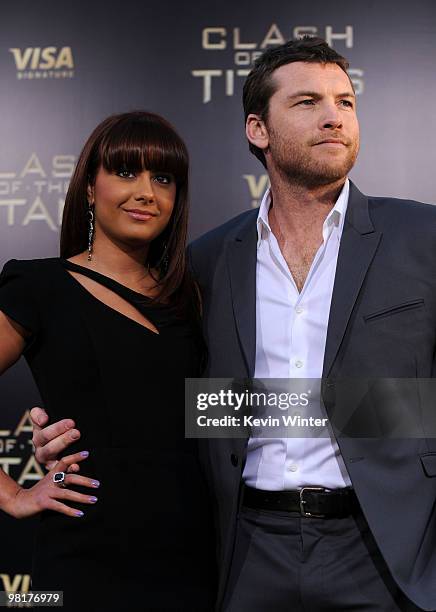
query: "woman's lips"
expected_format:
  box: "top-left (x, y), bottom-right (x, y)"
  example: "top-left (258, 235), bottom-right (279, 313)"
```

top-left (123, 209), bottom-right (157, 221)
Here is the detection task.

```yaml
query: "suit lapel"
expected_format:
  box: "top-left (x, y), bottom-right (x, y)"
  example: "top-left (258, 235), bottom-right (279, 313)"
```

top-left (226, 212), bottom-right (258, 377)
top-left (224, 183), bottom-right (381, 379)
top-left (323, 181), bottom-right (382, 378)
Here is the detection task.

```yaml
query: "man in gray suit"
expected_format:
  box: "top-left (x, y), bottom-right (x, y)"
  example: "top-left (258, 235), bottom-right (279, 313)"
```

top-left (31, 38), bottom-right (436, 611)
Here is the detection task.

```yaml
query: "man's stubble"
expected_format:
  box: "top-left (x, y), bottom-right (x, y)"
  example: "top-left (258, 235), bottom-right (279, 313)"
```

top-left (266, 125), bottom-right (360, 189)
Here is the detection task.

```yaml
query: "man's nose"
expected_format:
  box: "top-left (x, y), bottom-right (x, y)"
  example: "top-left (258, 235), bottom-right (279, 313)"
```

top-left (319, 103), bottom-right (343, 130)
top-left (134, 173), bottom-right (155, 203)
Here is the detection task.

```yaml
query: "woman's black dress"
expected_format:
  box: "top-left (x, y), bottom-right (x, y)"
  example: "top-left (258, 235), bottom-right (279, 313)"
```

top-left (0, 258), bottom-right (216, 611)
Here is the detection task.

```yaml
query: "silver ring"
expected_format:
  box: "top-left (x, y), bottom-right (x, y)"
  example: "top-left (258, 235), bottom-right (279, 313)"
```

top-left (53, 471), bottom-right (67, 487)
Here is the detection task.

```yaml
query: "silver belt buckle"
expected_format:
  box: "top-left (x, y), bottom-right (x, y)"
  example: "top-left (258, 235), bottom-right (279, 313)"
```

top-left (299, 486), bottom-right (329, 517)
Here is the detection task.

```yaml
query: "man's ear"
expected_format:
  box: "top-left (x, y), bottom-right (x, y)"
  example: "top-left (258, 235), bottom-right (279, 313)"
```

top-left (246, 114), bottom-right (269, 151)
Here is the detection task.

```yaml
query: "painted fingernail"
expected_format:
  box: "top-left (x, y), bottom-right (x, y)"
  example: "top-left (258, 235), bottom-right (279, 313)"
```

top-left (76, 510), bottom-right (84, 517)
top-left (80, 451), bottom-right (89, 457)
top-left (91, 480), bottom-right (100, 487)
top-left (89, 496), bottom-right (98, 503)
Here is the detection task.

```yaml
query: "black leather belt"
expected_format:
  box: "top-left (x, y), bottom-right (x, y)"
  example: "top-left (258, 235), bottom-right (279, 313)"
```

top-left (243, 485), bottom-right (358, 518)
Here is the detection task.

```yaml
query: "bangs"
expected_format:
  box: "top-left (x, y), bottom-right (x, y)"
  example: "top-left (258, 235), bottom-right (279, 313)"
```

top-left (97, 113), bottom-right (188, 183)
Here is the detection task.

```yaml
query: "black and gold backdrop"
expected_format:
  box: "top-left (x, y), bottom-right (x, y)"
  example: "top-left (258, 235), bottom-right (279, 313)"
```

top-left (0, 0), bottom-right (435, 592)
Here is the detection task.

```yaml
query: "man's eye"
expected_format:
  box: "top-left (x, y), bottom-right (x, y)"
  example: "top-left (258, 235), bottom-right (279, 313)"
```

top-left (299, 99), bottom-right (315, 106)
top-left (340, 100), bottom-right (353, 108)
top-left (153, 174), bottom-right (172, 184)
top-left (116, 169), bottom-right (135, 178)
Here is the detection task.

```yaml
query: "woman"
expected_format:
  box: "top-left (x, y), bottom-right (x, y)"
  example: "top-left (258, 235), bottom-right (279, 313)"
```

top-left (0, 111), bottom-right (216, 610)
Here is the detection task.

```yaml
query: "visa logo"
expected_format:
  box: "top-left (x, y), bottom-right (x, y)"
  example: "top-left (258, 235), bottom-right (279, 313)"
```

top-left (9, 46), bottom-right (74, 71)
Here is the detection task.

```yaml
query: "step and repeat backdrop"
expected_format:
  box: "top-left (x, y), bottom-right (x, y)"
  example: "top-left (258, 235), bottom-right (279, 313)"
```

top-left (0, 0), bottom-right (435, 594)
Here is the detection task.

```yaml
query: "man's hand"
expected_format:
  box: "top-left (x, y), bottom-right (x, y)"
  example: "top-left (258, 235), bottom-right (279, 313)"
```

top-left (30, 407), bottom-right (82, 473)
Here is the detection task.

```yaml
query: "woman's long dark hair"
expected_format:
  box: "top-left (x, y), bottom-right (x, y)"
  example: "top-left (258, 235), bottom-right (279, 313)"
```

top-left (61, 111), bottom-right (200, 321)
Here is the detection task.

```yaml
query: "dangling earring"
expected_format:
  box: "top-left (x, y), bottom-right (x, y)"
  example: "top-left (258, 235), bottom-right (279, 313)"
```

top-left (87, 203), bottom-right (95, 261)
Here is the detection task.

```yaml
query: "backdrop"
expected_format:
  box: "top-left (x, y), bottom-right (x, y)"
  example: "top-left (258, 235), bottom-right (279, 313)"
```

top-left (1, 0), bottom-right (435, 593)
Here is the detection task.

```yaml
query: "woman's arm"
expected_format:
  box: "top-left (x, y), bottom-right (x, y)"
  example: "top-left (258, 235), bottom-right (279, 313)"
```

top-left (0, 310), bottom-right (83, 473)
top-left (0, 311), bottom-right (28, 373)
top-left (0, 311), bottom-right (99, 518)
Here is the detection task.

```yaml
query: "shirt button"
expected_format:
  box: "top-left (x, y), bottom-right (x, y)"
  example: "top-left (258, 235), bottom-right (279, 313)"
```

top-left (288, 464), bottom-right (298, 472)
top-left (230, 453), bottom-right (239, 467)
top-left (295, 306), bottom-right (303, 314)
top-left (295, 360), bottom-right (303, 368)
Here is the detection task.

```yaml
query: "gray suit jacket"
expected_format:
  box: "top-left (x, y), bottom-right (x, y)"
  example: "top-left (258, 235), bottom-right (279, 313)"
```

top-left (188, 181), bottom-right (436, 611)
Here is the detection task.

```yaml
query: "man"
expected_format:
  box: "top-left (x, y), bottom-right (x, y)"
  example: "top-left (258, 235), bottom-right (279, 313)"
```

top-left (31, 38), bottom-right (436, 611)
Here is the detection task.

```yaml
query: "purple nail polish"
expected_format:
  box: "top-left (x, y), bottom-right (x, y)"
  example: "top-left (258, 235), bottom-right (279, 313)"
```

top-left (91, 480), bottom-right (100, 487)
top-left (76, 510), bottom-right (84, 517)
top-left (80, 451), bottom-right (89, 457)
top-left (89, 496), bottom-right (98, 503)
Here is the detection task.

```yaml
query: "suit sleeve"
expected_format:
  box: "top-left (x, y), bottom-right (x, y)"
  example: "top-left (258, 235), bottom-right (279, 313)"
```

top-left (0, 259), bottom-right (41, 335)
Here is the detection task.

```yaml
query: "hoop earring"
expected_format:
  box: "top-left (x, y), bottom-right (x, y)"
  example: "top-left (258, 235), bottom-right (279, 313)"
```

top-left (87, 203), bottom-right (95, 261)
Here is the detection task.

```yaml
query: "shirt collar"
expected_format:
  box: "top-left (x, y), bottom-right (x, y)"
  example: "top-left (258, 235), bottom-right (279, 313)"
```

top-left (256, 178), bottom-right (350, 248)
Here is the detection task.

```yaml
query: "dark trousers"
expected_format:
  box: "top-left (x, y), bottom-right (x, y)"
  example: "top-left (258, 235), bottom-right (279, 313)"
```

top-left (222, 504), bottom-right (428, 612)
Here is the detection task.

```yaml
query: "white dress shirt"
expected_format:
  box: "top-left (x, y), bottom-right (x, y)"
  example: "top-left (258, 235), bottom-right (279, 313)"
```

top-left (242, 179), bottom-right (353, 490)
